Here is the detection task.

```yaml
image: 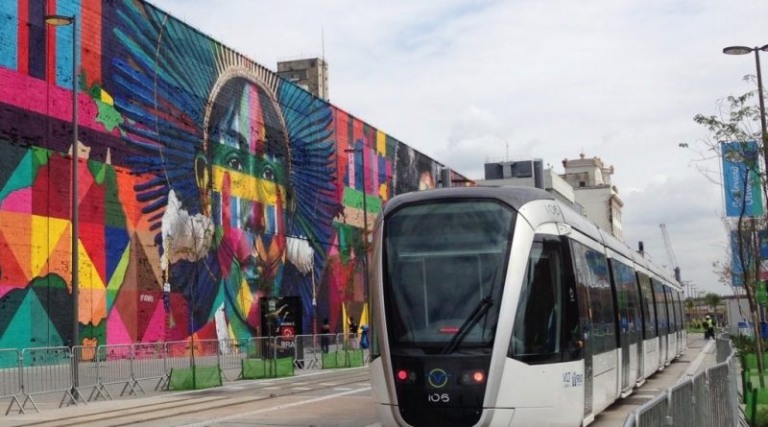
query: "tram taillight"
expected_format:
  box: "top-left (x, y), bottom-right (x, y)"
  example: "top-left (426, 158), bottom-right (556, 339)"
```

top-left (396, 369), bottom-right (416, 383)
top-left (460, 370), bottom-right (486, 385)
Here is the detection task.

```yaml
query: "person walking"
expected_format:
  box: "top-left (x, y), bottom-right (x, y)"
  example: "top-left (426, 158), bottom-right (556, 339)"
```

top-left (704, 315), bottom-right (714, 339)
top-left (348, 317), bottom-right (358, 349)
top-left (320, 318), bottom-right (331, 353)
top-left (359, 324), bottom-right (369, 350)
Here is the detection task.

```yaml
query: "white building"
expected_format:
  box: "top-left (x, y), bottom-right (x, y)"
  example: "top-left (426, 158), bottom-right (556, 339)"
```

top-left (475, 153), bottom-right (624, 241)
top-left (560, 154), bottom-right (623, 240)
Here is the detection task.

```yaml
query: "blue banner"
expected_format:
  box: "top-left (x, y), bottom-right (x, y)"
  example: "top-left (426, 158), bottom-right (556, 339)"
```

top-left (722, 141), bottom-right (764, 217)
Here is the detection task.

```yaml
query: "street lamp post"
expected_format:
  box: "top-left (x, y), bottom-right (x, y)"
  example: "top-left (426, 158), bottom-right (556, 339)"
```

top-left (724, 44), bottom-right (768, 336)
top-left (45, 14), bottom-right (79, 349)
top-left (723, 44), bottom-right (768, 172)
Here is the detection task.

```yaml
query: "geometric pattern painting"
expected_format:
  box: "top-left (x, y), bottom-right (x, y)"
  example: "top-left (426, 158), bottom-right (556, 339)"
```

top-left (0, 0), bottom-right (466, 350)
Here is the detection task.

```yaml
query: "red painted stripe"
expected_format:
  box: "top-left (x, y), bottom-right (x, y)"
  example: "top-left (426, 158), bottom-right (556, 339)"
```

top-left (17, 0), bottom-right (29, 74)
top-left (81, 0), bottom-right (101, 86)
top-left (0, 67), bottom-right (120, 136)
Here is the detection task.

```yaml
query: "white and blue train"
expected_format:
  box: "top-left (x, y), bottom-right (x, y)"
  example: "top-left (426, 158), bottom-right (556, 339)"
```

top-left (369, 186), bottom-right (685, 427)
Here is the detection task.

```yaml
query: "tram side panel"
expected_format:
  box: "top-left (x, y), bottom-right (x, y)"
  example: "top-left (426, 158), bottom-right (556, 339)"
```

top-left (568, 237), bottom-right (620, 418)
top-left (664, 286), bottom-right (678, 364)
top-left (636, 272), bottom-right (659, 382)
top-left (652, 279), bottom-right (670, 368)
top-left (498, 231), bottom-right (587, 426)
top-left (607, 257), bottom-right (643, 397)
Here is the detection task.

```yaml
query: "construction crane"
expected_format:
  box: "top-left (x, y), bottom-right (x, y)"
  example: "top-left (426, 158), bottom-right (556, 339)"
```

top-left (660, 223), bottom-right (681, 283)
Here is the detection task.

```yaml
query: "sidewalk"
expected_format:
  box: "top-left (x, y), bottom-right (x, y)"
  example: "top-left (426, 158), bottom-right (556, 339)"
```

top-left (592, 333), bottom-right (718, 426)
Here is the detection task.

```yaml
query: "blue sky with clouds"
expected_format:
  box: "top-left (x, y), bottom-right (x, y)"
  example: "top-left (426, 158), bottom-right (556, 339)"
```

top-left (152, 0), bottom-right (768, 295)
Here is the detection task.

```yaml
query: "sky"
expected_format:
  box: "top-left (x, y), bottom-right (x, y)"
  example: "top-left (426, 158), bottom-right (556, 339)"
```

top-left (151, 0), bottom-right (768, 296)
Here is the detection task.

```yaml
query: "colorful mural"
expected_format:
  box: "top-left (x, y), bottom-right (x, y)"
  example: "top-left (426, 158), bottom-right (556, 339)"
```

top-left (0, 0), bottom-right (466, 349)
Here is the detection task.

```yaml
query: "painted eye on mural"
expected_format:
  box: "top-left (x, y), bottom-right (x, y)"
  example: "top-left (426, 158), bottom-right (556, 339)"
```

top-left (226, 156), bottom-right (244, 172)
top-left (262, 165), bottom-right (276, 182)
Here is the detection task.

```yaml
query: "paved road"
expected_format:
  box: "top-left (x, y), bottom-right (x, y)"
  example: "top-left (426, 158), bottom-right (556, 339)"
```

top-left (3, 369), bottom-right (377, 427)
top-left (2, 334), bottom-right (717, 427)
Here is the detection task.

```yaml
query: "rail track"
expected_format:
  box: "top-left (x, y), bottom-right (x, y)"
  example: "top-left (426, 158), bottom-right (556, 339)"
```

top-left (6, 369), bottom-right (372, 427)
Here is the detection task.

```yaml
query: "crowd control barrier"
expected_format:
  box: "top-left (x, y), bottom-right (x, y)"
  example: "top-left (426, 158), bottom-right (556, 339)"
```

top-left (1, 333), bottom-right (371, 417)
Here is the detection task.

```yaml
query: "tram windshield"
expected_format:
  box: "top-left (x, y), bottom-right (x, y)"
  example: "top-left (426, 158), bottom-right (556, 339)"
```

top-left (383, 200), bottom-right (514, 354)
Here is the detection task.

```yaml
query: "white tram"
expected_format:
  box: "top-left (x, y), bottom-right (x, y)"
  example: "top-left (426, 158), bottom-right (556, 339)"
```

top-left (369, 186), bottom-right (685, 427)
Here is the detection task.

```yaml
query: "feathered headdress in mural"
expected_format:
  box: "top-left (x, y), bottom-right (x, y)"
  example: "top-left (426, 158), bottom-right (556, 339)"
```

top-left (110, 1), bottom-right (337, 331)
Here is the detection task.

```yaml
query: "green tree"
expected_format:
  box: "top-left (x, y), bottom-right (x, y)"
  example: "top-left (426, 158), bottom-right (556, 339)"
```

top-left (692, 77), bottom-right (767, 387)
top-left (703, 292), bottom-right (722, 316)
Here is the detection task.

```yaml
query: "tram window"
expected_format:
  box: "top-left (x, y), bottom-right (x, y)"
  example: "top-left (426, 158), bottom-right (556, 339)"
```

top-left (383, 200), bottom-right (512, 352)
top-left (509, 237), bottom-right (581, 364)
top-left (611, 260), bottom-right (640, 344)
top-left (653, 280), bottom-right (669, 336)
top-left (637, 273), bottom-right (657, 339)
top-left (665, 287), bottom-right (676, 333)
top-left (676, 292), bottom-right (685, 330)
top-left (571, 241), bottom-right (615, 354)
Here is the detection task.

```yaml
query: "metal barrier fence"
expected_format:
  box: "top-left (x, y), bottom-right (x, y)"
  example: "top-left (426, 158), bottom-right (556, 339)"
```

top-left (19, 347), bottom-right (80, 413)
top-left (623, 337), bottom-right (739, 427)
top-left (1, 333), bottom-right (369, 417)
top-left (0, 349), bottom-right (22, 415)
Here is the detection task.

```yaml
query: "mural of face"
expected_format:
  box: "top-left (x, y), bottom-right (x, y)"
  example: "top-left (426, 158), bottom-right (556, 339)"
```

top-left (109, 3), bottom-right (336, 344)
top-left (196, 75), bottom-right (291, 330)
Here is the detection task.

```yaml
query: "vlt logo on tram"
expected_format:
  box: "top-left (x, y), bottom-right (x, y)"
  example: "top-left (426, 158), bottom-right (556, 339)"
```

top-left (427, 368), bottom-right (451, 403)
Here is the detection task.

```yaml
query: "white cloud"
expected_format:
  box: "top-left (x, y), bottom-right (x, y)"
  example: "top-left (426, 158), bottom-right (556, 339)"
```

top-left (150, 0), bottom-right (768, 295)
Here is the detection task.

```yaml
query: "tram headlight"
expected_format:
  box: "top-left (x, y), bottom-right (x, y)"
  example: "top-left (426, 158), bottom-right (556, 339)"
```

top-left (459, 369), bottom-right (486, 385)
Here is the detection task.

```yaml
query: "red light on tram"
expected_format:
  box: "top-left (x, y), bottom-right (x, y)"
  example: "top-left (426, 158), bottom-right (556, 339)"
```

top-left (397, 369), bottom-right (408, 381)
top-left (440, 326), bottom-right (459, 334)
top-left (460, 369), bottom-right (486, 385)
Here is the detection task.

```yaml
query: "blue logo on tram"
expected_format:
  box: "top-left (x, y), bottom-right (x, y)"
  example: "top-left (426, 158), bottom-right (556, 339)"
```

top-left (427, 368), bottom-right (449, 389)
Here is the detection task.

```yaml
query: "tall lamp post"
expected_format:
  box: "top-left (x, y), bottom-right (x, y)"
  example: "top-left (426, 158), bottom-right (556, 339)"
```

top-left (345, 145), bottom-right (369, 309)
top-left (45, 14), bottom-right (79, 350)
top-left (723, 44), bottom-right (768, 170)
top-left (724, 44), bottom-right (768, 337)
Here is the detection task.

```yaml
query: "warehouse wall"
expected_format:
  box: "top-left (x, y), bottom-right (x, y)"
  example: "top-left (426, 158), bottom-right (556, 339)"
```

top-left (0, 0), bottom-right (464, 348)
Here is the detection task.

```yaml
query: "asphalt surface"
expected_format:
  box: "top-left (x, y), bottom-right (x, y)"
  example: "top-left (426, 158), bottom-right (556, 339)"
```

top-left (1, 333), bottom-right (721, 427)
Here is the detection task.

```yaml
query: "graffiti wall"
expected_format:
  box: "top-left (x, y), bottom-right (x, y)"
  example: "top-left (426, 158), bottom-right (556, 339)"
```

top-left (0, 0), bottom-right (467, 349)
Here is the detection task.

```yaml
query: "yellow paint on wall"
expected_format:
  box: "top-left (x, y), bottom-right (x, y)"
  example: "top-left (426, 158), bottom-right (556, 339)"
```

top-left (31, 216), bottom-right (69, 279)
top-left (212, 166), bottom-right (285, 205)
top-left (379, 183), bottom-right (389, 202)
top-left (237, 276), bottom-right (254, 316)
top-left (77, 238), bottom-right (106, 290)
top-left (100, 89), bottom-right (114, 106)
top-left (376, 130), bottom-right (386, 155)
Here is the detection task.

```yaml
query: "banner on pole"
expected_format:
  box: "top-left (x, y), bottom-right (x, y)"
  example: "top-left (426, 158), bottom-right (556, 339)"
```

top-left (722, 141), bottom-right (764, 217)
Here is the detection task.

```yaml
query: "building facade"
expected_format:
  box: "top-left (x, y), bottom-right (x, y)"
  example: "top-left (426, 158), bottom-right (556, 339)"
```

top-left (276, 58), bottom-right (329, 101)
top-left (0, 0), bottom-right (466, 349)
top-left (561, 154), bottom-right (623, 240)
top-left (477, 154), bottom-right (623, 240)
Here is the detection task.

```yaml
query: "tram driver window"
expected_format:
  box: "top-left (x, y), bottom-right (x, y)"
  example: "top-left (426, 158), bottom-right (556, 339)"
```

top-left (510, 239), bottom-right (563, 363)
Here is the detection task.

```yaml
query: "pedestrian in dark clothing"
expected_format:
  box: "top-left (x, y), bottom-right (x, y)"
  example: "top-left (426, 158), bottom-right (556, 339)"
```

top-left (320, 318), bottom-right (331, 353)
top-left (705, 315), bottom-right (715, 339)
top-left (348, 317), bottom-right (358, 349)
